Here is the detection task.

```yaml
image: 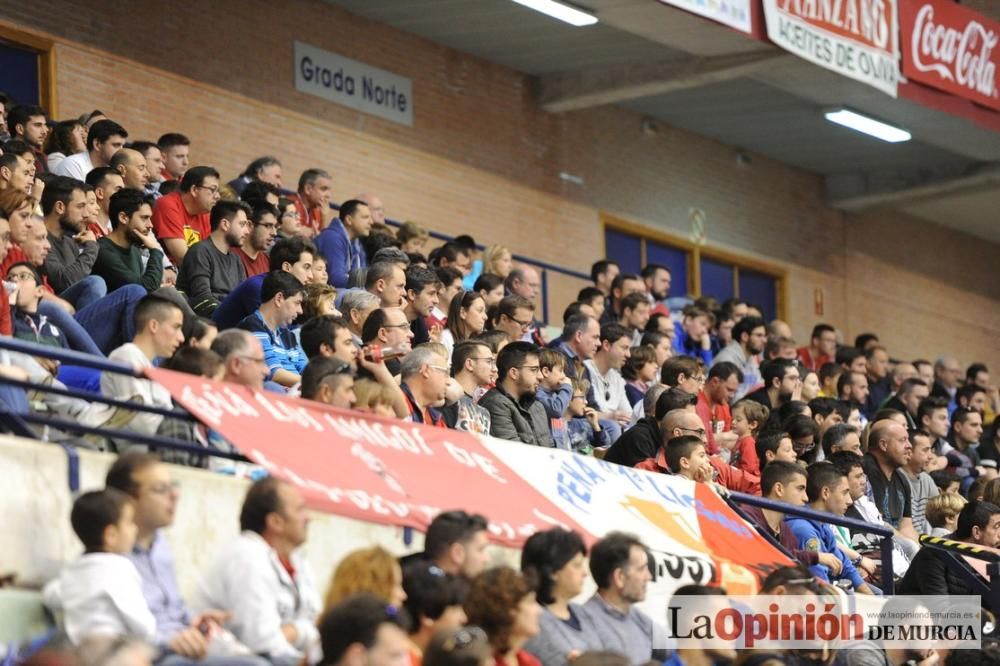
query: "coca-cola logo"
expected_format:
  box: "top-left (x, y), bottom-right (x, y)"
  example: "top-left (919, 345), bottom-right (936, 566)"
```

top-left (910, 3), bottom-right (998, 98)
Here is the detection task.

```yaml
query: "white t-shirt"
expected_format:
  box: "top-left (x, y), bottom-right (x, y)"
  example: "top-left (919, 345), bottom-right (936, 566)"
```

top-left (51, 151), bottom-right (94, 181)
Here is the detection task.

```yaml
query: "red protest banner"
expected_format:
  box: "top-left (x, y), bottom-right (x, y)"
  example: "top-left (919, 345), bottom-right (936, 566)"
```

top-left (147, 368), bottom-right (587, 547)
top-left (901, 0), bottom-right (1000, 111)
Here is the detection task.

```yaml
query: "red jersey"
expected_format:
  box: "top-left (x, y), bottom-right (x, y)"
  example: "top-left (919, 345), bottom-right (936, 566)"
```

top-left (233, 247), bottom-right (270, 278)
top-left (797, 347), bottom-right (830, 373)
top-left (152, 192), bottom-right (210, 257)
top-left (695, 390), bottom-right (732, 456)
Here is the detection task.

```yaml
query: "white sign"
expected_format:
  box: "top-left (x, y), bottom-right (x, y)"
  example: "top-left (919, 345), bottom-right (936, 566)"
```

top-left (657, 0), bottom-right (754, 34)
top-left (762, 0), bottom-right (900, 97)
top-left (294, 41), bottom-right (413, 127)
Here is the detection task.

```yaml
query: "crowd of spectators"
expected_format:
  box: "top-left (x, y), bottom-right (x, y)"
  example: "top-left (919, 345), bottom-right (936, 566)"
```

top-left (3, 101), bottom-right (1000, 666)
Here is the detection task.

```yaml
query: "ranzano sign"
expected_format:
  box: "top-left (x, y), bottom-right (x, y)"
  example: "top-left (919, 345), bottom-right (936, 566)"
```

top-left (294, 41), bottom-right (413, 126)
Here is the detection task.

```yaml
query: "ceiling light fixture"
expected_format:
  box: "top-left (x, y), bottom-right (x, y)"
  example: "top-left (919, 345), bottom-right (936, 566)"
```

top-left (824, 108), bottom-right (911, 143)
top-left (510, 0), bottom-right (598, 26)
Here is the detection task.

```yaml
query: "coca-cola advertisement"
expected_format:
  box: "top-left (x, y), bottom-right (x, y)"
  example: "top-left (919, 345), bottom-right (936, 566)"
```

top-left (901, 0), bottom-right (1000, 111)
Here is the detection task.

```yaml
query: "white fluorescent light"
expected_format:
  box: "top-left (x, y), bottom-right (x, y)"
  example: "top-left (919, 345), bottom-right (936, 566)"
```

top-left (824, 108), bottom-right (911, 143)
top-left (511, 0), bottom-right (598, 26)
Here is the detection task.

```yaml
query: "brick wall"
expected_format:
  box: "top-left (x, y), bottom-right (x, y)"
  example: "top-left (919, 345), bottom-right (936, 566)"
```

top-left (2, 0), bottom-right (997, 370)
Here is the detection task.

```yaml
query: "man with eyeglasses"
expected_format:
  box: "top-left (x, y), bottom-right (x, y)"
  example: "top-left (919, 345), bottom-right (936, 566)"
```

top-left (398, 346), bottom-right (450, 427)
top-left (442, 340), bottom-right (493, 434)
top-left (479, 341), bottom-right (554, 447)
top-left (211, 329), bottom-right (271, 391)
top-left (105, 453), bottom-right (269, 666)
top-left (233, 204), bottom-right (278, 278)
top-left (153, 166), bottom-right (221, 264)
top-left (177, 200), bottom-right (251, 317)
top-left (491, 295), bottom-right (535, 345)
top-left (360, 307), bottom-right (415, 379)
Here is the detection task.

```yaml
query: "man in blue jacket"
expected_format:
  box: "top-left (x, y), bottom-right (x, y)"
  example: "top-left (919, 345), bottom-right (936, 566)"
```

top-left (786, 461), bottom-right (876, 595)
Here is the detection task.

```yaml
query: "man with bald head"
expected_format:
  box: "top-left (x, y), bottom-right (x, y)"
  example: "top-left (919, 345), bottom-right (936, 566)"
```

top-left (111, 148), bottom-right (149, 190)
top-left (355, 193), bottom-right (385, 226)
top-left (863, 419), bottom-right (920, 544)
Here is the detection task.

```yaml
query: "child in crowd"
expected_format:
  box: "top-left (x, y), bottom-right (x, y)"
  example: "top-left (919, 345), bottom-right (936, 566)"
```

top-left (311, 255), bottom-right (329, 286)
top-left (930, 469), bottom-right (961, 495)
top-left (354, 377), bottom-right (399, 419)
top-left (535, 349), bottom-right (572, 421)
top-left (925, 492), bottom-right (967, 537)
top-left (751, 431), bottom-right (797, 477)
top-left (730, 400), bottom-right (769, 475)
top-left (622, 345), bottom-right (658, 408)
top-left (44, 489), bottom-right (156, 645)
top-left (551, 377), bottom-right (609, 454)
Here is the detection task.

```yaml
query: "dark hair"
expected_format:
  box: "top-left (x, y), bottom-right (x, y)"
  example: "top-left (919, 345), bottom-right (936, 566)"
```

top-left (806, 462), bottom-right (846, 503)
top-left (967, 363), bottom-right (990, 384)
top-left (577, 286), bottom-right (604, 305)
top-left (108, 188), bottom-right (153, 229)
top-left (446, 290), bottom-right (486, 342)
top-left (760, 565), bottom-right (822, 594)
top-left (431, 241), bottom-right (468, 268)
top-left (40, 175), bottom-right (85, 216)
top-left (423, 627), bottom-right (491, 666)
top-left (87, 119), bottom-right (127, 151)
top-left (179, 165), bottom-right (220, 193)
top-left (424, 510), bottom-right (488, 560)
top-left (708, 361), bottom-right (743, 384)
top-left (189, 316), bottom-right (217, 343)
top-left (85, 165), bottom-right (120, 188)
top-left (654, 388), bottom-right (697, 421)
top-left (162, 346), bottom-right (223, 378)
top-left (434, 266), bottom-right (464, 290)
top-left (917, 396), bottom-right (950, 423)
top-left (822, 423), bottom-right (859, 458)
top-left (588, 531), bottom-right (646, 590)
top-left (157, 132), bottom-right (190, 150)
top-left (464, 567), bottom-right (534, 654)
top-left (496, 341), bottom-right (538, 384)
top-left (520, 528), bottom-right (587, 604)
top-left (810, 324), bottom-right (835, 340)
top-left (755, 431), bottom-right (790, 467)
top-left (105, 451), bottom-right (162, 497)
top-left (622, 345), bottom-right (657, 381)
top-left (361, 308), bottom-right (390, 344)
top-left (300, 315), bottom-right (347, 359)
top-left (339, 199), bottom-right (368, 221)
top-left (128, 140), bottom-right (160, 158)
top-left (590, 260), bottom-right (619, 283)
top-left (241, 180), bottom-right (280, 208)
top-left (46, 120), bottom-right (83, 156)
top-left (260, 270), bottom-right (306, 303)
top-left (619, 291), bottom-right (647, 315)
top-left (665, 435), bottom-right (705, 473)
top-left (733, 316), bottom-right (766, 344)
top-left (269, 236), bottom-right (317, 272)
top-left (930, 469), bottom-right (960, 492)
top-left (70, 488), bottom-right (132, 553)
top-left (7, 104), bottom-right (46, 137)
top-left (452, 340), bottom-right (490, 377)
top-left (133, 295), bottom-right (182, 332)
top-left (599, 322), bottom-right (629, 346)
top-left (242, 155), bottom-right (281, 179)
top-left (762, 358), bottom-right (796, 388)
top-left (301, 357), bottom-right (353, 400)
top-left (249, 203), bottom-right (280, 228)
top-left (955, 501), bottom-right (1000, 540)
top-left (297, 168), bottom-right (330, 193)
top-left (406, 265), bottom-right (439, 295)
top-left (761, 460), bottom-right (806, 496)
top-left (402, 562), bottom-right (469, 629)
top-left (239, 476), bottom-right (285, 534)
top-left (0, 152), bottom-right (21, 174)
top-left (209, 199), bottom-right (251, 232)
top-left (854, 332), bottom-right (879, 350)
top-left (473, 272), bottom-right (503, 295)
top-left (957, 383), bottom-right (987, 406)
top-left (661, 355), bottom-right (699, 387)
top-left (7, 261), bottom-right (39, 285)
top-left (827, 450), bottom-right (864, 478)
top-left (835, 346), bottom-right (862, 367)
top-left (318, 593), bottom-right (407, 666)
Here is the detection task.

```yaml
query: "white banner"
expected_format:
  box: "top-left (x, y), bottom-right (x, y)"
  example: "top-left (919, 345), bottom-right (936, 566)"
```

top-left (762, 0), bottom-right (900, 97)
top-left (657, 0), bottom-right (754, 34)
top-left (294, 41), bottom-right (413, 126)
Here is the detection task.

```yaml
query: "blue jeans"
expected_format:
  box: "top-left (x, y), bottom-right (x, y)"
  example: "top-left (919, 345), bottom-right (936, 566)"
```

top-left (38, 301), bottom-right (102, 355)
top-left (59, 275), bottom-right (107, 310)
top-left (74, 285), bottom-right (146, 354)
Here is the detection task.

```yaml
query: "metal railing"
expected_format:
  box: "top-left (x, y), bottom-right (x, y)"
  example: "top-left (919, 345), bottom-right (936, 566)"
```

top-left (0, 337), bottom-right (249, 491)
top-left (728, 491), bottom-right (897, 594)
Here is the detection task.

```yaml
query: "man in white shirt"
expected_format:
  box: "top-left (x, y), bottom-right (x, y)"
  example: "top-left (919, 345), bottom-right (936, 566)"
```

top-left (83, 295), bottom-right (185, 435)
top-left (584, 323), bottom-right (633, 441)
top-left (195, 477), bottom-right (321, 666)
top-left (52, 119), bottom-right (129, 181)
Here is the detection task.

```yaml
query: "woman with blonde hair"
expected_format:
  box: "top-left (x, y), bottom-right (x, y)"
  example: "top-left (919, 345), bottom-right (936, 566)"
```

top-left (397, 220), bottom-right (430, 254)
top-left (324, 545), bottom-right (407, 611)
top-left (482, 245), bottom-right (512, 279)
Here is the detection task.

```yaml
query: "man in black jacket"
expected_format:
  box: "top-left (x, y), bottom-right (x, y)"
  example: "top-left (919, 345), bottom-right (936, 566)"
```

top-left (899, 500), bottom-right (1000, 602)
top-left (603, 389), bottom-right (697, 467)
top-left (479, 341), bottom-right (553, 447)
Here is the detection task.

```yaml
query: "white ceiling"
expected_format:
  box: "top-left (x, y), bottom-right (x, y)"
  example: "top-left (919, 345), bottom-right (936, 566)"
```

top-left (324, 0), bottom-right (1000, 243)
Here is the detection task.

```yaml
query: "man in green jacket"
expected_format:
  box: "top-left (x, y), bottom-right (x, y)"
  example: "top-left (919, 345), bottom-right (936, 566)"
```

top-left (93, 188), bottom-right (163, 292)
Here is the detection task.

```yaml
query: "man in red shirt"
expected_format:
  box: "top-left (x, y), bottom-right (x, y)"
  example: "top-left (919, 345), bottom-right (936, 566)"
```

top-left (293, 168), bottom-right (335, 238)
top-left (696, 361), bottom-right (742, 455)
top-left (152, 165), bottom-right (219, 264)
top-left (233, 204), bottom-right (278, 278)
top-left (797, 323), bottom-right (836, 373)
top-left (635, 425), bottom-right (760, 495)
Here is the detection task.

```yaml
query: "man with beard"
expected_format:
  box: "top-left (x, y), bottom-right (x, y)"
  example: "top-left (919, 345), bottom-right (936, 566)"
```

top-left (479, 341), bottom-right (554, 446)
top-left (641, 263), bottom-right (670, 317)
top-left (109, 148), bottom-right (150, 191)
top-left (177, 200), bottom-right (251, 316)
top-left (41, 176), bottom-right (108, 308)
top-left (233, 204), bottom-right (278, 278)
top-left (745, 358), bottom-right (799, 410)
top-left (93, 189), bottom-right (163, 292)
top-left (713, 315), bottom-right (766, 401)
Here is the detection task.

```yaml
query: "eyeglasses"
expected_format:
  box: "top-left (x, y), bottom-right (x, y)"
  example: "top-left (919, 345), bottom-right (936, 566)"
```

top-left (428, 364), bottom-right (451, 375)
top-left (146, 480), bottom-right (180, 495)
top-left (441, 626), bottom-right (487, 652)
top-left (506, 315), bottom-right (532, 331)
top-left (255, 222), bottom-right (278, 230)
top-left (281, 210), bottom-right (300, 219)
top-left (196, 185), bottom-right (220, 194)
top-left (470, 356), bottom-right (496, 366)
top-left (6, 271), bottom-right (37, 282)
top-left (382, 322), bottom-right (412, 330)
top-left (679, 426), bottom-right (708, 438)
top-left (517, 365), bottom-right (541, 373)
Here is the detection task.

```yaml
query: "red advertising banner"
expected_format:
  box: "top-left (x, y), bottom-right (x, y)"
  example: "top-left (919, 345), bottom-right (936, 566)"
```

top-left (900, 0), bottom-right (1000, 111)
top-left (149, 368), bottom-right (792, 595)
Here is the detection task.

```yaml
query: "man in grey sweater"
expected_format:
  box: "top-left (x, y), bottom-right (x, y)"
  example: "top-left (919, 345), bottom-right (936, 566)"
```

top-left (177, 200), bottom-right (250, 317)
top-left (478, 341), bottom-right (554, 447)
top-left (41, 175), bottom-right (106, 309)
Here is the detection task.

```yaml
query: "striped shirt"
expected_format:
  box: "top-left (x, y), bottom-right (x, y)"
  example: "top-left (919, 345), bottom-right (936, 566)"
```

top-left (237, 311), bottom-right (307, 380)
top-left (902, 468), bottom-right (940, 535)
